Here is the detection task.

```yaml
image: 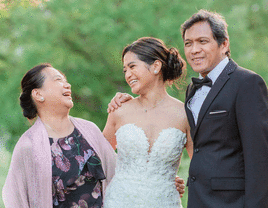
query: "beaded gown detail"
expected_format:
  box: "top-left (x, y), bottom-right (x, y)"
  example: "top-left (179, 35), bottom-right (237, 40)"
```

top-left (104, 124), bottom-right (186, 208)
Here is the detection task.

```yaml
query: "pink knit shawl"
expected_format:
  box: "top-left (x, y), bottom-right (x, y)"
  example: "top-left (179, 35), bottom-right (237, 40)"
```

top-left (2, 116), bottom-right (116, 208)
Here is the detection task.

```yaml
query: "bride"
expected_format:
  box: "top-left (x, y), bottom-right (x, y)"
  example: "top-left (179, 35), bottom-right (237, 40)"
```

top-left (103, 37), bottom-right (193, 208)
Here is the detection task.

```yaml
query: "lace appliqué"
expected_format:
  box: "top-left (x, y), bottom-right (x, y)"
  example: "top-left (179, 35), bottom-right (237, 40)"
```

top-left (104, 124), bottom-right (186, 208)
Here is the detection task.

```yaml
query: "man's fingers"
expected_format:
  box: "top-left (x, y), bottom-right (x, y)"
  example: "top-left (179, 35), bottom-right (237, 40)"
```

top-left (175, 176), bottom-right (185, 184)
top-left (177, 186), bottom-right (185, 193)
top-left (107, 93), bottom-right (124, 113)
top-left (115, 93), bottom-right (133, 107)
top-left (111, 99), bottom-right (119, 109)
top-left (121, 93), bottom-right (133, 102)
top-left (114, 97), bottom-right (122, 107)
top-left (175, 176), bottom-right (185, 197)
top-left (107, 103), bottom-right (115, 113)
top-left (176, 184), bottom-right (185, 190)
top-left (180, 184), bottom-right (185, 189)
top-left (107, 92), bottom-right (134, 113)
top-left (113, 92), bottom-right (125, 107)
top-left (115, 92), bottom-right (123, 98)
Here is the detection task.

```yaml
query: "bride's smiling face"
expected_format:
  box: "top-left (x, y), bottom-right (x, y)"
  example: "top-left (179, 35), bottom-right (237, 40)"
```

top-left (123, 52), bottom-right (155, 95)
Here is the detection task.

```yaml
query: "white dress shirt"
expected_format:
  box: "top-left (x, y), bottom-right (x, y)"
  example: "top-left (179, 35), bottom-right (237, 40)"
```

top-left (188, 57), bottom-right (229, 124)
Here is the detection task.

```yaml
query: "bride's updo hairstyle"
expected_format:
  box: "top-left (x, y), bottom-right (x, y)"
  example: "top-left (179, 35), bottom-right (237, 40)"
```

top-left (20, 63), bottom-right (52, 119)
top-left (122, 37), bottom-right (186, 82)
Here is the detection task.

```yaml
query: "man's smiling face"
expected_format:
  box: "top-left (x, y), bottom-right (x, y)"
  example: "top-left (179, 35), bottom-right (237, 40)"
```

top-left (184, 21), bottom-right (228, 77)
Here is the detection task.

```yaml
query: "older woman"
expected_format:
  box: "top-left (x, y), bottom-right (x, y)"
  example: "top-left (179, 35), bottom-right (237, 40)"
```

top-left (2, 64), bottom-right (116, 208)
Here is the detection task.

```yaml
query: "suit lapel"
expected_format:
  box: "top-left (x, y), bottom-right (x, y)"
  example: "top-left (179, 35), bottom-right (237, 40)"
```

top-left (185, 83), bottom-right (196, 130)
top-left (193, 59), bottom-right (237, 138)
top-left (185, 103), bottom-right (195, 131)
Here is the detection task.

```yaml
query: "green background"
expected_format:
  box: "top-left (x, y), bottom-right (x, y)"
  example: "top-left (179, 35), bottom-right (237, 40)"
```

top-left (0, 0), bottom-right (267, 207)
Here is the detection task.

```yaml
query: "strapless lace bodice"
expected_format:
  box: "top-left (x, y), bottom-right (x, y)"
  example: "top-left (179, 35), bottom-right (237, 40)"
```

top-left (104, 124), bottom-right (186, 208)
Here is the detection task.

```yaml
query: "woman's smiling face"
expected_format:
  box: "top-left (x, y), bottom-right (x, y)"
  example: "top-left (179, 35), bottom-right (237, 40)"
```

top-left (40, 67), bottom-right (73, 109)
top-left (123, 51), bottom-right (155, 95)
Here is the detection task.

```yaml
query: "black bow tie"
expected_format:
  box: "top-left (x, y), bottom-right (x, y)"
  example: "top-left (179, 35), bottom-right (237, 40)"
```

top-left (192, 76), bottom-right (213, 89)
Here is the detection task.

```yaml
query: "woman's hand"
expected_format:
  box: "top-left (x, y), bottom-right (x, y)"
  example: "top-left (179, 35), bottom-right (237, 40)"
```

top-left (107, 92), bottom-right (133, 113)
top-left (175, 176), bottom-right (185, 198)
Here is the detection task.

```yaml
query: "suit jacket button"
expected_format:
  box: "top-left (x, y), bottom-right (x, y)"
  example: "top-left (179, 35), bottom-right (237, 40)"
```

top-left (191, 176), bottom-right (196, 182)
top-left (194, 148), bottom-right (199, 153)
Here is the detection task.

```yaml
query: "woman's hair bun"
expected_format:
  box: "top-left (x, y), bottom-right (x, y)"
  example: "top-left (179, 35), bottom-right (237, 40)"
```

top-left (19, 63), bottom-right (51, 119)
top-left (20, 90), bottom-right (38, 119)
top-left (163, 47), bottom-right (185, 81)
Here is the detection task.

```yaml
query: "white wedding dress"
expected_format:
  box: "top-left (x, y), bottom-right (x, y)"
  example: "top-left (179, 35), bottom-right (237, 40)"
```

top-left (104, 123), bottom-right (186, 208)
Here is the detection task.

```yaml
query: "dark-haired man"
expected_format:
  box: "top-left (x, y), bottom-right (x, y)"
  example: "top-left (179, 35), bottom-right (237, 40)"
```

top-left (180, 10), bottom-right (268, 207)
top-left (108, 9), bottom-right (268, 208)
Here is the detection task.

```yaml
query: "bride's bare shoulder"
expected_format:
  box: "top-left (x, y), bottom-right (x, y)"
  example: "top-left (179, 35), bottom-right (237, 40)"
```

top-left (168, 96), bottom-right (185, 109)
top-left (167, 96), bottom-right (187, 122)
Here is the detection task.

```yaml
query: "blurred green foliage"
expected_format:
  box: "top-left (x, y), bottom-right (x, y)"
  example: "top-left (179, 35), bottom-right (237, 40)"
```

top-left (0, 0), bottom-right (267, 207)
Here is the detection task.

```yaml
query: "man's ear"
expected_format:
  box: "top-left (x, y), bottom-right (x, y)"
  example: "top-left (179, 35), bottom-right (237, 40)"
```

top-left (31, 89), bottom-right (45, 103)
top-left (221, 37), bottom-right (230, 56)
top-left (152, 60), bottom-right (162, 74)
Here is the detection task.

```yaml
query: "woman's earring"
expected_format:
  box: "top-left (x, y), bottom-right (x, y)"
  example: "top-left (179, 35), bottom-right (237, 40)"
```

top-left (40, 97), bottom-right (44, 102)
top-left (154, 70), bottom-right (158, 74)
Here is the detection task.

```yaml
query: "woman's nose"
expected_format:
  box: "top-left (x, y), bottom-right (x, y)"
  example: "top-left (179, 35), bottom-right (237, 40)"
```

top-left (125, 69), bottom-right (132, 79)
top-left (64, 82), bottom-right (71, 89)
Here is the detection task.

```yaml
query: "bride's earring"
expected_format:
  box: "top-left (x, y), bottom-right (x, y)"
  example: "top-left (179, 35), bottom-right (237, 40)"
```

top-left (40, 97), bottom-right (45, 102)
top-left (154, 70), bottom-right (158, 74)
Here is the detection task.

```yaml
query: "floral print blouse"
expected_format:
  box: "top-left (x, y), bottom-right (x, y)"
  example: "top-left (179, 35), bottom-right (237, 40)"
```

top-left (50, 128), bottom-right (106, 208)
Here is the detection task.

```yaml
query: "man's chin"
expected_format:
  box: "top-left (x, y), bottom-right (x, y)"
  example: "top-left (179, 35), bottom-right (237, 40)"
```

top-left (191, 66), bottom-right (205, 73)
top-left (191, 66), bottom-right (212, 76)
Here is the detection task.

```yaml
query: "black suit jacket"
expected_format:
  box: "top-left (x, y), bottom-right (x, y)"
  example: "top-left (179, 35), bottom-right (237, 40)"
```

top-left (185, 59), bottom-right (268, 208)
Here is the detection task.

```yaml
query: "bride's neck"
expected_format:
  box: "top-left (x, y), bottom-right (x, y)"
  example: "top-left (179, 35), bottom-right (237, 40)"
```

top-left (139, 88), bottom-right (168, 106)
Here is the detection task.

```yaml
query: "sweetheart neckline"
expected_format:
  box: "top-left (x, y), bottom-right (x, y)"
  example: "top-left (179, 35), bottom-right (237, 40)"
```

top-left (116, 123), bottom-right (186, 154)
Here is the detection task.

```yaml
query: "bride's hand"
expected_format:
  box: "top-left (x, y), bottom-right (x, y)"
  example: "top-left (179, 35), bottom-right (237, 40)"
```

top-left (107, 92), bottom-right (133, 113)
top-left (175, 176), bottom-right (185, 198)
